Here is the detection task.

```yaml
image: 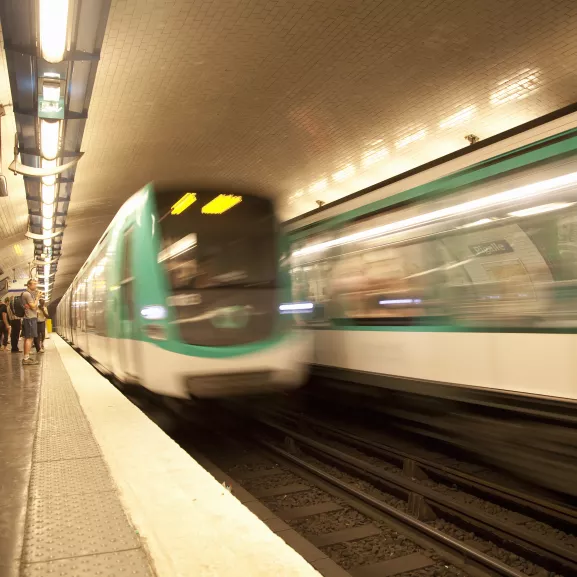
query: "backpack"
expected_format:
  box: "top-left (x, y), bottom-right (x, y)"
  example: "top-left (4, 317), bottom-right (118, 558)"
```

top-left (11, 294), bottom-right (26, 318)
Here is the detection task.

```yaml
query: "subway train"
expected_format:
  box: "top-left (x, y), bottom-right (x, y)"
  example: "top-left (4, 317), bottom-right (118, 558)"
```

top-left (56, 184), bottom-right (311, 398)
top-left (285, 115), bottom-right (577, 497)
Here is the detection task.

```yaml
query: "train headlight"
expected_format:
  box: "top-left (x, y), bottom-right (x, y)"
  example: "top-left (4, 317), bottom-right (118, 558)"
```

top-left (143, 324), bottom-right (167, 341)
top-left (141, 305), bottom-right (167, 320)
top-left (279, 302), bottom-right (314, 314)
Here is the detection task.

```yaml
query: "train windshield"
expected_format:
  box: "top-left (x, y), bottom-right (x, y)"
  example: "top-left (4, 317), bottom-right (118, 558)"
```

top-left (156, 191), bottom-right (276, 291)
top-left (155, 189), bottom-right (278, 347)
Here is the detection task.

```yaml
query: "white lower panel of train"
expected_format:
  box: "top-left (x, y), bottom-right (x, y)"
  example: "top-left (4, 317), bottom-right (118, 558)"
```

top-left (71, 331), bottom-right (313, 398)
top-left (313, 329), bottom-right (577, 401)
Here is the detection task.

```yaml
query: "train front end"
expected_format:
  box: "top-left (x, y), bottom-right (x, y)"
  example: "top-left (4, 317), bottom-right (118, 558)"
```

top-left (138, 185), bottom-right (311, 398)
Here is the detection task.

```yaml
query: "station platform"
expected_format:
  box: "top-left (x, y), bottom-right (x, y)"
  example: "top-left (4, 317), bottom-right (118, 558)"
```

top-left (0, 335), bottom-right (322, 577)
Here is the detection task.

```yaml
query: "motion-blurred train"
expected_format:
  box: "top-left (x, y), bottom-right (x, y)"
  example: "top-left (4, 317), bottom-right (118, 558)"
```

top-left (56, 184), bottom-right (311, 398)
top-left (285, 113), bottom-right (577, 498)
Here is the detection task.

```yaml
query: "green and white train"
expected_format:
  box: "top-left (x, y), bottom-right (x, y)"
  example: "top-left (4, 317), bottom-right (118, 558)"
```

top-left (56, 185), bottom-right (311, 398)
top-left (285, 115), bottom-right (577, 496)
top-left (286, 117), bottom-right (577, 404)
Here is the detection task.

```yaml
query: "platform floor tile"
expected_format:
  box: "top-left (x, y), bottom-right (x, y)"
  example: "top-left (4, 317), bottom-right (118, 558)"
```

top-left (21, 549), bottom-right (153, 577)
top-left (16, 344), bottom-right (154, 576)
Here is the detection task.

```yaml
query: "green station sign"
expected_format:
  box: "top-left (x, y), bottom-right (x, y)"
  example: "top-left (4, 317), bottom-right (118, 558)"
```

top-left (38, 97), bottom-right (65, 120)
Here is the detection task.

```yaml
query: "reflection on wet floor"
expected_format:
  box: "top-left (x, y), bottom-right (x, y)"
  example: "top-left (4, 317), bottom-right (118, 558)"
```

top-left (0, 351), bottom-right (41, 576)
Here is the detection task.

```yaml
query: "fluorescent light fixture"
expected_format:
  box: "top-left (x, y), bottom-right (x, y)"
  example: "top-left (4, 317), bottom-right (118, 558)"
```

top-left (43, 79), bottom-right (61, 102)
top-left (288, 190), bottom-right (305, 204)
top-left (309, 180), bottom-right (328, 194)
top-left (201, 194), bottom-right (243, 215)
top-left (42, 158), bottom-right (58, 186)
top-left (158, 233), bottom-right (197, 263)
top-left (39, 0), bottom-right (69, 63)
top-left (13, 244), bottom-right (23, 256)
top-left (42, 217), bottom-right (53, 231)
top-left (379, 298), bottom-right (422, 305)
top-left (279, 302), bottom-right (314, 313)
top-left (490, 69), bottom-right (540, 106)
top-left (170, 192), bottom-right (197, 215)
top-left (509, 202), bottom-right (574, 218)
top-left (362, 148), bottom-right (389, 167)
top-left (42, 203), bottom-right (55, 219)
top-left (439, 105), bottom-right (477, 129)
top-left (43, 238), bottom-right (52, 247)
top-left (332, 165), bottom-right (356, 182)
top-left (395, 129), bottom-right (426, 149)
top-left (461, 218), bottom-right (494, 228)
top-left (293, 171), bottom-right (577, 258)
top-left (40, 119), bottom-right (61, 160)
top-left (141, 305), bottom-right (167, 320)
top-left (42, 160), bottom-right (57, 186)
top-left (42, 184), bottom-right (56, 204)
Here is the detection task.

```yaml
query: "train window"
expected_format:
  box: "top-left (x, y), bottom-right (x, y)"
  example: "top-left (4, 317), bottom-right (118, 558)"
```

top-left (87, 249), bottom-right (108, 336)
top-left (73, 277), bottom-right (87, 334)
top-left (155, 190), bottom-right (276, 292)
top-left (154, 189), bottom-right (278, 346)
top-left (121, 228), bottom-right (134, 322)
top-left (122, 229), bottom-right (133, 283)
top-left (289, 164), bottom-right (577, 328)
top-left (86, 272), bottom-right (96, 332)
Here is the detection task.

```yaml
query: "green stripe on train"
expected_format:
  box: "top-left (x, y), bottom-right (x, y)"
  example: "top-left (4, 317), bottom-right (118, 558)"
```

top-left (288, 127), bottom-right (577, 240)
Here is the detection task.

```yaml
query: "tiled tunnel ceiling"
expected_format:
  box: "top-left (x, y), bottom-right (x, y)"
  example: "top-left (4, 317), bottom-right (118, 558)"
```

top-left (7, 0), bottom-right (577, 297)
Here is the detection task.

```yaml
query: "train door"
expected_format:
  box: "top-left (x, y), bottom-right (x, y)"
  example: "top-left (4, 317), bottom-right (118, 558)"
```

top-left (118, 227), bottom-right (139, 379)
top-left (67, 293), bottom-right (73, 342)
top-left (71, 282), bottom-right (79, 344)
top-left (79, 274), bottom-right (89, 354)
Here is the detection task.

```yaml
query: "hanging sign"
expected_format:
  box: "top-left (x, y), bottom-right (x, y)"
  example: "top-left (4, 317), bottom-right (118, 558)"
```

top-left (38, 97), bottom-right (65, 120)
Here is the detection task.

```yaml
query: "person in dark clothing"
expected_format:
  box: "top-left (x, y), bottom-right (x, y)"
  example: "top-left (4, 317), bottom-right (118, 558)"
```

top-left (7, 295), bottom-right (22, 353)
top-left (0, 297), bottom-right (10, 350)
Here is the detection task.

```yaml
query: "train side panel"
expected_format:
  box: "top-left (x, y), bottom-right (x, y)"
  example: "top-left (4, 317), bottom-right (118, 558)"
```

top-left (313, 329), bottom-right (577, 401)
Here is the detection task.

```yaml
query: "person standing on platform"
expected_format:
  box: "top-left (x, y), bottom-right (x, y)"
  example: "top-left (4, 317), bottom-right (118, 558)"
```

top-left (7, 295), bottom-right (22, 353)
top-left (35, 298), bottom-right (49, 353)
top-left (0, 297), bottom-right (10, 351)
top-left (21, 279), bottom-right (41, 365)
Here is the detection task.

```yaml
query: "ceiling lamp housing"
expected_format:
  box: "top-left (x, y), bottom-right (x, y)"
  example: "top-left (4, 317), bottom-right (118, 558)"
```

top-left (39, 0), bottom-right (69, 63)
top-left (40, 119), bottom-right (61, 160)
top-left (42, 184), bottom-right (56, 204)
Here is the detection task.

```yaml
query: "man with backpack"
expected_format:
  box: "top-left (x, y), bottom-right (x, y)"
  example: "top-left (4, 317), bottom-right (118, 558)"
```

top-left (21, 279), bottom-right (41, 365)
top-left (8, 294), bottom-right (24, 353)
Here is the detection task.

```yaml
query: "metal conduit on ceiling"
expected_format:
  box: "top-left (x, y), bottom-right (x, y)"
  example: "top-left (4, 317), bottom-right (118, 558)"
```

top-left (0, 0), bottom-right (111, 300)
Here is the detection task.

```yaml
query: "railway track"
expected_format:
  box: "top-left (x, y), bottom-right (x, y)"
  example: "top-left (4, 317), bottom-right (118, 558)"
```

top-left (186, 428), bottom-right (473, 577)
top-left (173, 399), bottom-right (571, 577)
top-left (242, 405), bottom-right (577, 575)
top-left (303, 379), bottom-right (577, 501)
top-left (262, 405), bottom-right (577, 528)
